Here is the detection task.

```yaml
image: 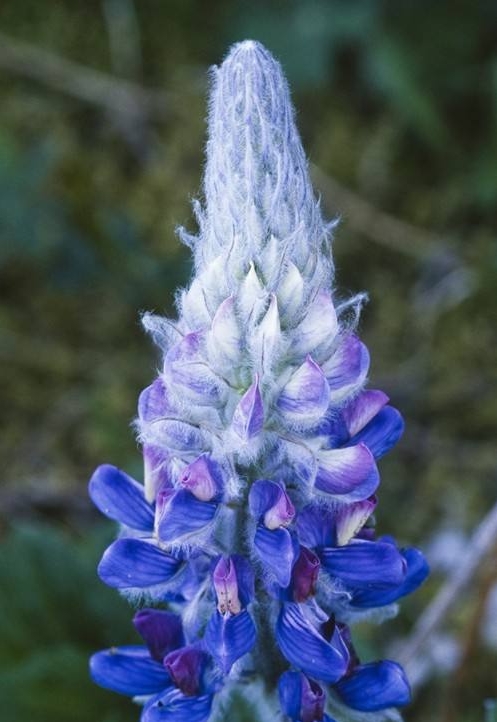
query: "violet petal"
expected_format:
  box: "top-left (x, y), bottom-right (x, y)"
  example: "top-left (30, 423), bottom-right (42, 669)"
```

top-left (348, 406), bottom-right (405, 459)
top-left (279, 670), bottom-right (326, 722)
top-left (133, 609), bottom-right (184, 662)
top-left (320, 539), bottom-right (406, 590)
top-left (322, 334), bottom-right (369, 394)
top-left (248, 479), bottom-right (283, 520)
top-left (254, 526), bottom-right (297, 587)
top-left (334, 660), bottom-right (411, 711)
top-left (296, 504), bottom-right (337, 549)
top-left (90, 646), bottom-right (170, 696)
top-left (156, 489), bottom-right (217, 544)
top-left (179, 454), bottom-right (221, 502)
top-left (97, 538), bottom-right (181, 589)
top-left (213, 556), bottom-right (242, 615)
top-left (141, 688), bottom-right (213, 722)
top-left (231, 376), bottom-right (264, 440)
top-left (315, 444), bottom-right (379, 502)
top-left (341, 389), bottom-right (389, 437)
top-left (165, 331), bottom-right (222, 405)
top-left (276, 603), bottom-right (349, 683)
top-left (89, 464), bottom-right (154, 532)
top-left (351, 547), bottom-right (429, 608)
top-left (277, 355), bottom-right (330, 427)
top-left (163, 646), bottom-right (207, 697)
top-left (138, 377), bottom-right (172, 422)
top-left (204, 609), bottom-right (256, 674)
top-left (291, 546), bottom-right (321, 602)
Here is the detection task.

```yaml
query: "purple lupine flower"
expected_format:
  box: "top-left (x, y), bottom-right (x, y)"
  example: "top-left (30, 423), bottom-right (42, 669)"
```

top-left (89, 40), bottom-right (428, 722)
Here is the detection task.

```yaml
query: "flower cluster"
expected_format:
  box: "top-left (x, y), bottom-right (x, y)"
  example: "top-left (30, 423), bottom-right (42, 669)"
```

top-left (89, 41), bottom-right (428, 722)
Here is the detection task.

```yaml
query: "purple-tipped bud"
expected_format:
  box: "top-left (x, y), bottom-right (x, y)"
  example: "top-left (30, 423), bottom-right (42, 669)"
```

top-left (138, 377), bottom-right (173, 422)
top-left (342, 390), bottom-right (389, 437)
top-left (213, 556), bottom-right (242, 615)
top-left (293, 291), bottom-right (338, 359)
top-left (263, 487), bottom-right (295, 530)
top-left (179, 454), bottom-right (219, 502)
top-left (165, 331), bottom-right (223, 406)
top-left (291, 546), bottom-right (320, 602)
top-left (231, 375), bottom-right (264, 440)
top-left (139, 378), bottom-right (205, 452)
top-left (322, 334), bottom-right (370, 400)
top-left (163, 646), bottom-right (207, 697)
top-left (277, 355), bottom-right (330, 428)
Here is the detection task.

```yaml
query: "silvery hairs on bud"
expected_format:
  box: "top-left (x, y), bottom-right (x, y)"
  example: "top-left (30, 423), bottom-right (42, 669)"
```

top-left (175, 40), bottom-right (335, 338)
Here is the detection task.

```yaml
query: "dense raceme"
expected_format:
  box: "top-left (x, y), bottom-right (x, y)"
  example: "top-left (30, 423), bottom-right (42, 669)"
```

top-left (89, 41), bottom-right (428, 722)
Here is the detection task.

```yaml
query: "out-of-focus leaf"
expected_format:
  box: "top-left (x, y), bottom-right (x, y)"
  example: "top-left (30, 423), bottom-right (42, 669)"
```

top-left (0, 524), bottom-right (138, 721)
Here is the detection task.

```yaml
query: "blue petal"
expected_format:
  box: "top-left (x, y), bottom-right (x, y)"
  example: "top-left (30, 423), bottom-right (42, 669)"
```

top-left (341, 389), bottom-right (389, 437)
top-left (90, 646), bottom-right (170, 696)
top-left (276, 604), bottom-right (349, 683)
top-left (157, 490), bottom-right (217, 543)
top-left (296, 504), bottom-right (336, 549)
top-left (254, 526), bottom-right (297, 587)
top-left (278, 671), bottom-right (302, 720)
top-left (315, 444), bottom-right (379, 503)
top-left (334, 661), bottom-right (411, 711)
top-left (277, 355), bottom-right (330, 428)
top-left (231, 376), bottom-right (264, 439)
top-left (165, 331), bottom-right (223, 405)
top-left (204, 609), bottom-right (256, 674)
top-left (351, 547), bottom-right (429, 607)
top-left (316, 414), bottom-right (349, 447)
top-left (141, 688), bottom-right (213, 722)
top-left (248, 479), bottom-right (282, 520)
top-left (321, 539), bottom-right (405, 590)
top-left (348, 406), bottom-right (404, 459)
top-left (322, 334), bottom-right (369, 392)
top-left (89, 464), bottom-right (154, 531)
top-left (278, 671), bottom-right (329, 722)
top-left (138, 377), bottom-right (172, 422)
top-left (154, 419), bottom-right (205, 454)
top-left (98, 538), bottom-right (181, 589)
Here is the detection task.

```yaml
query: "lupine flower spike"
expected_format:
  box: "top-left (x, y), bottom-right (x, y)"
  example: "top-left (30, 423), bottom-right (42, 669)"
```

top-left (89, 40), bottom-right (428, 722)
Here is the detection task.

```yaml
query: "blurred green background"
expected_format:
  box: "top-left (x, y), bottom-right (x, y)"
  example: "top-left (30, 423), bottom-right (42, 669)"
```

top-left (1, 1), bottom-right (496, 721)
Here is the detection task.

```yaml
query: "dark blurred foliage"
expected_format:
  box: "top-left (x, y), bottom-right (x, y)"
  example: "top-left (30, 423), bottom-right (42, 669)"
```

top-left (0, 1), bottom-right (496, 721)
